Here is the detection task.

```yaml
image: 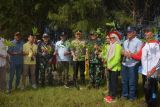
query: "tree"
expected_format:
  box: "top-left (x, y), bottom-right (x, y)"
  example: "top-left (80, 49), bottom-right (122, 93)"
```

top-left (47, 0), bottom-right (107, 36)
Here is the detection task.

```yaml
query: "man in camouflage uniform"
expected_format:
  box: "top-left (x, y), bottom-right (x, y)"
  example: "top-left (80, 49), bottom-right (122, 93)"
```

top-left (37, 33), bottom-right (54, 86)
top-left (87, 32), bottom-right (103, 88)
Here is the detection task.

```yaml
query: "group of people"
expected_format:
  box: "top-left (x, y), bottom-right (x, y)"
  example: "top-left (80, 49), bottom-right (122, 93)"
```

top-left (0, 26), bottom-right (160, 107)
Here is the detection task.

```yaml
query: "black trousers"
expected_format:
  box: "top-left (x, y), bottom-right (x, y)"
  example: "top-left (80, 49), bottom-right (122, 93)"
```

top-left (108, 71), bottom-right (119, 98)
top-left (73, 61), bottom-right (85, 83)
top-left (142, 75), bottom-right (158, 107)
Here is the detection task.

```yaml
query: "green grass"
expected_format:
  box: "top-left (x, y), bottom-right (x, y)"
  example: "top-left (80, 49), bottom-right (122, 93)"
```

top-left (0, 85), bottom-right (146, 107)
top-left (0, 73), bottom-right (150, 107)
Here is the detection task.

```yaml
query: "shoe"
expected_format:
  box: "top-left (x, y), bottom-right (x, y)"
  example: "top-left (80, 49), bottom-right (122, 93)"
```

top-left (32, 84), bottom-right (37, 89)
top-left (104, 96), bottom-right (116, 103)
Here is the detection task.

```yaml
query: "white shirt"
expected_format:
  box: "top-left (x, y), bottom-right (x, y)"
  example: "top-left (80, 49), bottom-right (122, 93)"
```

top-left (141, 42), bottom-right (160, 78)
top-left (55, 40), bottom-right (71, 61)
top-left (0, 38), bottom-right (8, 67)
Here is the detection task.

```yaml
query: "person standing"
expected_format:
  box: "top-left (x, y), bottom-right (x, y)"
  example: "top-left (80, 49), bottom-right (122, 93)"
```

top-left (130, 30), bottom-right (160, 107)
top-left (37, 33), bottom-right (54, 86)
top-left (21, 34), bottom-right (37, 89)
top-left (8, 32), bottom-right (24, 93)
top-left (55, 32), bottom-right (71, 87)
top-left (104, 31), bottom-right (122, 103)
top-left (0, 37), bottom-right (8, 93)
top-left (33, 35), bottom-right (41, 85)
top-left (121, 26), bottom-right (142, 101)
top-left (87, 31), bottom-right (103, 88)
top-left (71, 31), bottom-right (86, 85)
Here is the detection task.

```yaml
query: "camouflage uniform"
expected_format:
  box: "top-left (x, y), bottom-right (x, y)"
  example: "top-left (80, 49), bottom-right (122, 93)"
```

top-left (37, 41), bottom-right (54, 86)
top-left (88, 40), bottom-right (103, 88)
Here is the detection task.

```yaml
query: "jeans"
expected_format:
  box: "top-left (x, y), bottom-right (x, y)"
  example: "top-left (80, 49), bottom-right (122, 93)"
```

top-left (8, 63), bottom-right (22, 91)
top-left (121, 65), bottom-right (138, 99)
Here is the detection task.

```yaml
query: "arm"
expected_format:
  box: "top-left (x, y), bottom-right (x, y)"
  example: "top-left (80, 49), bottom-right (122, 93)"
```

top-left (131, 48), bottom-right (142, 61)
top-left (34, 45), bottom-right (38, 55)
top-left (0, 51), bottom-right (7, 59)
top-left (7, 46), bottom-right (16, 55)
top-left (23, 44), bottom-right (29, 56)
top-left (147, 59), bottom-right (160, 77)
top-left (37, 43), bottom-right (44, 57)
top-left (147, 44), bottom-right (160, 77)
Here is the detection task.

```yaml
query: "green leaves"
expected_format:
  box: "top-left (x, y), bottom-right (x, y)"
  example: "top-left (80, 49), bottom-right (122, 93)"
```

top-left (3, 39), bottom-right (15, 47)
top-left (95, 28), bottom-right (105, 38)
top-left (47, 0), bottom-right (106, 33)
top-left (106, 21), bottom-right (116, 28)
top-left (32, 27), bottom-right (38, 35)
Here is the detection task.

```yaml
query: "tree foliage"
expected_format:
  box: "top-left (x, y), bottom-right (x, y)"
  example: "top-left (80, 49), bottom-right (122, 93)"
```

top-left (0, 0), bottom-right (159, 38)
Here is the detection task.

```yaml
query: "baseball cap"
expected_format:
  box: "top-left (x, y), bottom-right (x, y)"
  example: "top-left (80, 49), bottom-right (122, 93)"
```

top-left (42, 33), bottom-right (49, 38)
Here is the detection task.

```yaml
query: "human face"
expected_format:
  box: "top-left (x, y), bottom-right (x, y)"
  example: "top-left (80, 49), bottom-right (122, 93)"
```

top-left (110, 37), bottom-right (116, 43)
top-left (33, 36), bottom-right (37, 43)
top-left (43, 37), bottom-right (49, 43)
top-left (75, 33), bottom-right (82, 40)
top-left (105, 36), bottom-right (110, 44)
top-left (60, 35), bottom-right (66, 41)
top-left (90, 34), bottom-right (97, 40)
top-left (144, 32), bottom-right (153, 40)
top-left (127, 31), bottom-right (136, 40)
top-left (28, 35), bottom-right (34, 44)
top-left (14, 35), bottom-right (21, 41)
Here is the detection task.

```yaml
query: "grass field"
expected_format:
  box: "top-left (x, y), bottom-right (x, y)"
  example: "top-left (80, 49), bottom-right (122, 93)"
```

top-left (0, 86), bottom-right (146, 107)
top-left (0, 72), bottom-right (153, 107)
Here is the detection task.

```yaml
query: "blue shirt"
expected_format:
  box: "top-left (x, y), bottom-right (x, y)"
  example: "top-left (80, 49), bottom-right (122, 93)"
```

top-left (122, 37), bottom-right (142, 67)
top-left (8, 39), bottom-right (24, 64)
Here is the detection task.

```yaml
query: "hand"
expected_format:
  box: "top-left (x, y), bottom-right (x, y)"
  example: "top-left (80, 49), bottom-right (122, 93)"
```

top-left (122, 51), bottom-right (127, 56)
top-left (42, 52), bottom-right (46, 56)
top-left (123, 51), bottom-right (131, 58)
top-left (147, 71), bottom-right (152, 78)
top-left (54, 52), bottom-right (58, 55)
top-left (48, 60), bottom-right (52, 64)
top-left (147, 68), bottom-right (156, 78)
top-left (23, 52), bottom-right (29, 56)
top-left (64, 51), bottom-right (70, 56)
top-left (12, 52), bottom-right (18, 55)
top-left (107, 67), bottom-right (112, 71)
top-left (0, 54), bottom-right (6, 59)
top-left (126, 51), bottom-right (132, 58)
top-left (95, 50), bottom-right (99, 55)
top-left (98, 54), bottom-right (101, 58)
